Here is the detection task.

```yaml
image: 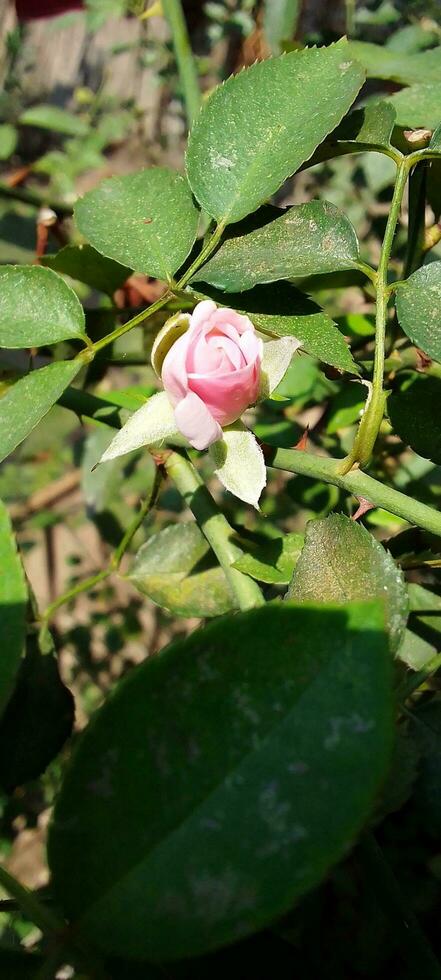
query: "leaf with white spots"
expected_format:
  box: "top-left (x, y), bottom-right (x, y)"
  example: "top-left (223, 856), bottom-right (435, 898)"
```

top-left (210, 424), bottom-right (266, 509)
top-left (186, 40), bottom-right (365, 224)
top-left (98, 392), bottom-right (180, 464)
top-left (194, 201), bottom-right (360, 292)
top-left (48, 600), bottom-right (393, 961)
top-left (286, 513), bottom-right (408, 654)
top-left (395, 262), bottom-right (441, 362)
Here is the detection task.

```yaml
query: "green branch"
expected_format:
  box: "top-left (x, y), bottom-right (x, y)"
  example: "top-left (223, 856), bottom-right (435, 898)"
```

top-left (162, 0), bottom-right (201, 128)
top-left (0, 865), bottom-right (62, 936)
top-left (40, 471), bottom-right (162, 623)
top-left (163, 450), bottom-right (264, 611)
top-left (340, 159), bottom-right (409, 474)
top-left (267, 446), bottom-right (441, 537)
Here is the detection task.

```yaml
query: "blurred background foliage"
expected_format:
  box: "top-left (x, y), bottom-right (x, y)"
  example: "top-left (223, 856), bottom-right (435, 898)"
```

top-left (1, 0), bottom-right (441, 976)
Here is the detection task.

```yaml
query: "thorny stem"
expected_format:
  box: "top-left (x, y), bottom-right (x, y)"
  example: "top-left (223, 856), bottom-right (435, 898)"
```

top-left (339, 159), bottom-right (410, 474)
top-left (163, 450), bottom-right (264, 611)
top-left (162, 0), bottom-right (201, 128)
top-left (40, 470), bottom-right (162, 623)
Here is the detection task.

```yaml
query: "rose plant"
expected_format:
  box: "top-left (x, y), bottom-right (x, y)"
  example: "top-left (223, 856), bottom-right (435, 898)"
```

top-left (1, 8), bottom-right (441, 978)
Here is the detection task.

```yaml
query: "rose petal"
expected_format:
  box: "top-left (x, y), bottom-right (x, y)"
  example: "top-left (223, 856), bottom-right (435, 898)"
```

top-left (174, 391), bottom-right (222, 450)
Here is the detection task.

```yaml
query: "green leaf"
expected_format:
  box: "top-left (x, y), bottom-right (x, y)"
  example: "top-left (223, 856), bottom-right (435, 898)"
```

top-left (0, 123), bottom-right (17, 161)
top-left (75, 168), bottom-right (200, 282)
top-left (48, 600), bottom-right (393, 961)
top-left (194, 201), bottom-right (360, 292)
top-left (43, 244), bottom-right (131, 296)
top-left (128, 523), bottom-right (236, 618)
top-left (400, 583), bottom-right (441, 670)
top-left (0, 629), bottom-right (74, 792)
top-left (186, 40), bottom-right (365, 224)
top-left (286, 513), bottom-right (408, 653)
top-left (386, 24), bottom-right (439, 55)
top-left (19, 104), bottom-right (89, 136)
top-left (233, 532), bottom-right (303, 584)
top-left (429, 122), bottom-right (441, 152)
top-left (192, 284), bottom-right (358, 374)
top-left (0, 265), bottom-right (87, 348)
top-left (326, 383), bottom-right (367, 435)
top-left (0, 499), bottom-right (27, 719)
top-left (388, 375), bottom-right (441, 465)
top-left (385, 83), bottom-right (441, 129)
top-left (395, 262), bottom-right (441, 361)
top-left (0, 360), bottom-right (82, 464)
top-left (333, 101), bottom-right (396, 149)
top-left (346, 41), bottom-right (441, 84)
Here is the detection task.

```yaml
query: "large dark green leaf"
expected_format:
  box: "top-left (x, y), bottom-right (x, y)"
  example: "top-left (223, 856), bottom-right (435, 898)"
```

top-left (43, 244), bottom-right (131, 296)
top-left (286, 514), bottom-right (408, 653)
top-left (186, 40), bottom-right (364, 224)
top-left (0, 499), bottom-right (27, 718)
top-left (0, 360), bottom-right (82, 464)
top-left (388, 375), bottom-right (441, 465)
top-left (192, 284), bottom-right (357, 373)
top-left (75, 168), bottom-right (200, 282)
top-left (48, 601), bottom-right (393, 961)
top-left (0, 265), bottom-right (87, 348)
top-left (395, 262), bottom-right (441, 361)
top-left (0, 629), bottom-right (74, 792)
top-left (128, 523), bottom-right (236, 617)
top-left (194, 201), bottom-right (360, 292)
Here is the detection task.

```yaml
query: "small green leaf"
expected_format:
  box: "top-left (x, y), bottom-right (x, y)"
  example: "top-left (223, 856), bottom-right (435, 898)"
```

top-left (332, 101), bottom-right (396, 149)
top-left (194, 201), bottom-right (360, 291)
top-left (233, 532), bottom-right (303, 584)
top-left (186, 40), bottom-right (364, 224)
top-left (0, 265), bottom-right (87, 348)
top-left (0, 123), bottom-right (17, 160)
top-left (0, 630), bottom-right (74, 792)
top-left (429, 122), bottom-right (441, 152)
top-left (0, 499), bottom-right (27, 719)
top-left (385, 83), bottom-right (441, 129)
top-left (286, 513), bottom-right (408, 653)
top-left (326, 383), bottom-right (367, 434)
top-left (209, 424), bottom-right (266, 508)
top-left (75, 168), bottom-right (200, 281)
top-left (346, 41), bottom-right (441, 84)
top-left (388, 375), bottom-right (441, 465)
top-left (48, 601), bottom-right (393, 961)
top-left (192, 284), bottom-right (357, 374)
top-left (128, 523), bottom-right (236, 618)
top-left (19, 104), bottom-right (89, 136)
top-left (43, 244), bottom-right (131, 296)
top-left (395, 262), bottom-right (441, 361)
top-left (0, 360), bottom-right (82, 464)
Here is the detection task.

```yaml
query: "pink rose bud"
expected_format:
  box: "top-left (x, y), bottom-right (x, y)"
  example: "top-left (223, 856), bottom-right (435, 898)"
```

top-left (161, 300), bottom-right (263, 451)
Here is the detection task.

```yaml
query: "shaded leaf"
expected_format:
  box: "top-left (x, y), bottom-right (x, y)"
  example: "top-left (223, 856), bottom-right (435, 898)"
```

top-left (48, 601), bottom-right (393, 961)
top-left (187, 40), bottom-right (364, 224)
top-left (43, 244), bottom-right (131, 296)
top-left (75, 168), bottom-right (199, 281)
top-left (388, 375), bottom-right (441, 465)
top-left (0, 360), bottom-right (82, 464)
top-left (233, 532), bottom-right (303, 584)
top-left (395, 262), bottom-right (441, 361)
top-left (192, 284), bottom-right (357, 373)
top-left (0, 498), bottom-right (27, 718)
top-left (0, 265), bottom-right (87, 348)
top-left (194, 201), bottom-right (360, 292)
top-left (330, 101), bottom-right (396, 149)
top-left (0, 630), bottom-right (74, 792)
top-left (128, 523), bottom-right (235, 618)
top-left (346, 41), bottom-right (441, 84)
top-left (411, 698), bottom-right (441, 838)
top-left (0, 123), bottom-right (17, 161)
top-left (286, 513), bottom-right (408, 653)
